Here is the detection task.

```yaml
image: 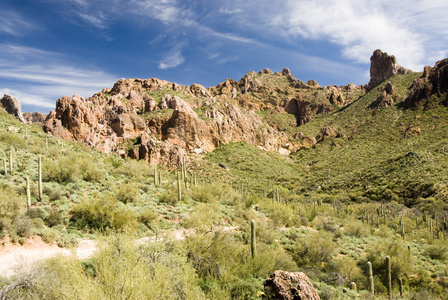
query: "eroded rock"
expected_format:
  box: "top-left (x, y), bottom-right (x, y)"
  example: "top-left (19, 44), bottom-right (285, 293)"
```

top-left (262, 270), bottom-right (320, 300)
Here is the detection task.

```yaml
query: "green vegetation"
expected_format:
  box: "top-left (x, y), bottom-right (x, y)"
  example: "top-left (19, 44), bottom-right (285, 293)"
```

top-left (2, 71), bottom-right (448, 299)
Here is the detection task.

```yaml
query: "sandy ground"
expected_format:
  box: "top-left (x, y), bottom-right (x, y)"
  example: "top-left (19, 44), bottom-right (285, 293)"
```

top-left (0, 236), bottom-right (97, 278)
top-left (0, 226), bottom-right (238, 278)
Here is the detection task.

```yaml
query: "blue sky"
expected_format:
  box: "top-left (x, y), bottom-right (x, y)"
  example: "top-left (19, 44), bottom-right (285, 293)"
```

top-left (1, 0), bottom-right (447, 113)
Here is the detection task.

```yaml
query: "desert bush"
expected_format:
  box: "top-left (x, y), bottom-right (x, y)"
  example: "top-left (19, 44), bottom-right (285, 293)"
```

top-left (137, 208), bottom-right (158, 226)
top-left (343, 219), bottom-right (370, 237)
top-left (114, 159), bottom-right (152, 180)
top-left (70, 195), bottom-right (137, 232)
top-left (45, 209), bottom-right (64, 227)
top-left (94, 235), bottom-right (204, 299)
top-left (423, 241), bottom-right (448, 260)
top-left (78, 157), bottom-right (105, 182)
top-left (26, 206), bottom-right (49, 220)
top-left (43, 186), bottom-right (62, 202)
top-left (191, 182), bottom-right (242, 204)
top-left (365, 238), bottom-right (413, 287)
top-left (115, 182), bottom-right (140, 203)
top-left (0, 185), bottom-right (24, 233)
top-left (43, 154), bottom-right (80, 183)
top-left (41, 227), bottom-right (59, 244)
top-left (287, 231), bottom-right (336, 269)
top-left (182, 203), bottom-right (221, 228)
top-left (12, 216), bottom-right (39, 238)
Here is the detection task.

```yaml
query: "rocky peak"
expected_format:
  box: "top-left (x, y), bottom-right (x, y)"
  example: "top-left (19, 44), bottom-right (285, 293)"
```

top-left (1, 94), bottom-right (26, 123)
top-left (403, 58), bottom-right (448, 108)
top-left (367, 49), bottom-right (413, 91)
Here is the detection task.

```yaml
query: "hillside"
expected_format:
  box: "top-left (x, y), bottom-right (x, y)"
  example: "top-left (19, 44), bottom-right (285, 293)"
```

top-left (1, 50), bottom-right (448, 299)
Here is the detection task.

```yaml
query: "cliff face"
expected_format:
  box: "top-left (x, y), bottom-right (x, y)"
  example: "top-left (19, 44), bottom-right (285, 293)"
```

top-left (43, 49), bottom-right (420, 165)
top-left (44, 78), bottom-right (288, 166)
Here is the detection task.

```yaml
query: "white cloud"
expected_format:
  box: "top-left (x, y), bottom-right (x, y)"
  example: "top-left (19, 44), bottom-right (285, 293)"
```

top-left (0, 88), bottom-right (55, 109)
top-left (0, 10), bottom-right (37, 36)
top-left (268, 0), bottom-right (448, 70)
top-left (77, 12), bottom-right (108, 30)
top-left (0, 44), bottom-right (117, 111)
top-left (159, 50), bottom-right (185, 70)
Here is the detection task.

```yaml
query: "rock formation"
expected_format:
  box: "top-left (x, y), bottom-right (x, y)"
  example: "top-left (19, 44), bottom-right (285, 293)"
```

top-left (23, 112), bottom-right (47, 124)
top-left (403, 58), bottom-right (448, 108)
top-left (369, 81), bottom-right (397, 108)
top-left (44, 78), bottom-right (288, 166)
top-left (262, 270), bottom-right (320, 300)
top-left (1, 94), bottom-right (26, 123)
top-left (367, 49), bottom-right (413, 91)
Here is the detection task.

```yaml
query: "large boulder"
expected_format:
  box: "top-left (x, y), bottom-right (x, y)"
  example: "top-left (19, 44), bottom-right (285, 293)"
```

top-left (1, 94), bottom-right (25, 123)
top-left (367, 49), bottom-right (412, 91)
top-left (262, 270), bottom-right (320, 300)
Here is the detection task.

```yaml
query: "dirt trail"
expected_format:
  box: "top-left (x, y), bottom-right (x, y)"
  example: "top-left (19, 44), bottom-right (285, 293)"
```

top-left (0, 226), bottom-right (238, 278)
top-left (0, 237), bottom-right (97, 278)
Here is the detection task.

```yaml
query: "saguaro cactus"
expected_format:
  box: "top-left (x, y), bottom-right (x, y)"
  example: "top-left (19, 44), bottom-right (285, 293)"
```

top-left (26, 176), bottom-right (31, 209)
top-left (399, 277), bottom-right (403, 297)
top-left (385, 256), bottom-right (392, 298)
top-left (251, 220), bottom-right (256, 258)
top-left (9, 149), bottom-right (13, 174)
top-left (367, 261), bottom-right (374, 295)
top-left (154, 166), bottom-right (157, 186)
top-left (177, 171), bottom-right (182, 203)
top-left (3, 158), bottom-right (7, 175)
top-left (350, 282), bottom-right (357, 291)
top-left (38, 155), bottom-right (43, 201)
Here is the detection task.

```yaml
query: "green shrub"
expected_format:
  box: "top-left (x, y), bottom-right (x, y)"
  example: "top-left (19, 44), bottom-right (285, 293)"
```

top-left (70, 195), bottom-right (137, 232)
top-left (138, 208), bottom-right (158, 226)
top-left (287, 231), bottom-right (336, 268)
top-left (424, 241), bottom-right (448, 260)
top-left (115, 182), bottom-right (140, 204)
top-left (365, 238), bottom-right (413, 287)
top-left (78, 157), bottom-right (105, 182)
top-left (43, 154), bottom-right (80, 183)
top-left (343, 219), bottom-right (370, 237)
top-left (43, 186), bottom-right (62, 202)
top-left (0, 185), bottom-right (24, 233)
top-left (45, 209), bottom-right (64, 227)
top-left (182, 203), bottom-right (221, 228)
top-left (41, 227), bottom-right (59, 244)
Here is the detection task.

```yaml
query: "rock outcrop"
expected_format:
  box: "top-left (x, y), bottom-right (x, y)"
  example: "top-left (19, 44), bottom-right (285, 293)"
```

top-left (23, 112), bottom-right (47, 124)
top-left (403, 58), bottom-right (448, 108)
top-left (262, 270), bottom-right (320, 300)
top-left (1, 94), bottom-right (25, 123)
top-left (367, 49), bottom-right (413, 91)
top-left (44, 78), bottom-right (288, 166)
top-left (369, 81), bottom-right (397, 108)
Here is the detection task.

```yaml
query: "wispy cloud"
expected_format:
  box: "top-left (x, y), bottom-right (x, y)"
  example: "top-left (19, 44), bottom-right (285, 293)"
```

top-left (0, 44), bottom-right (117, 111)
top-left (159, 50), bottom-right (185, 70)
top-left (0, 9), bottom-right (38, 36)
top-left (77, 12), bottom-right (108, 30)
top-left (0, 88), bottom-right (55, 109)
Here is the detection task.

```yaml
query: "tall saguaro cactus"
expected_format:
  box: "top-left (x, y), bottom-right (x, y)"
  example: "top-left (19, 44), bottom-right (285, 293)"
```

top-left (38, 155), bottom-right (43, 202)
top-left (385, 256), bottom-right (392, 299)
top-left (3, 158), bottom-right (7, 175)
top-left (26, 176), bottom-right (31, 209)
top-left (9, 149), bottom-right (13, 174)
top-left (251, 220), bottom-right (256, 259)
top-left (367, 261), bottom-right (374, 295)
top-left (154, 166), bottom-right (157, 186)
top-left (177, 171), bottom-right (182, 203)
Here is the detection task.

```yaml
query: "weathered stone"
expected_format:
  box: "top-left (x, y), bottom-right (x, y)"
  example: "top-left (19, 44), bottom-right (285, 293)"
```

top-left (262, 270), bottom-right (320, 300)
top-left (367, 49), bottom-right (412, 91)
top-left (1, 94), bottom-right (25, 122)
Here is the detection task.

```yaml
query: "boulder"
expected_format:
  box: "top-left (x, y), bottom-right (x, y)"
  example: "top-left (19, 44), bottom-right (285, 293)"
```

top-left (262, 270), bottom-right (320, 300)
top-left (1, 94), bottom-right (25, 123)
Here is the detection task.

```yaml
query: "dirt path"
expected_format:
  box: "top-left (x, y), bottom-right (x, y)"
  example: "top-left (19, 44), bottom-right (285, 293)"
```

top-left (0, 237), bottom-right (96, 278)
top-left (0, 226), bottom-right (238, 278)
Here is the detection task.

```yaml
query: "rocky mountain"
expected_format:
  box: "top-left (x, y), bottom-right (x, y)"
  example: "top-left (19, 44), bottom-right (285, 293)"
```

top-left (3, 49), bottom-right (428, 166)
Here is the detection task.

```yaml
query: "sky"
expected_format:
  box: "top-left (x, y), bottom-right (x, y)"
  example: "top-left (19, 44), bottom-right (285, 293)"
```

top-left (0, 0), bottom-right (447, 113)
